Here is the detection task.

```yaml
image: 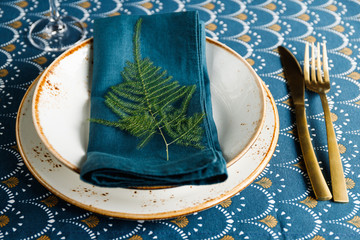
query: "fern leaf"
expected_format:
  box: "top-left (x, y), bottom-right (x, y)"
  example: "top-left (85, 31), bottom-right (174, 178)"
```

top-left (146, 71), bottom-right (170, 90)
top-left (147, 81), bottom-right (179, 100)
top-left (116, 82), bottom-right (144, 95)
top-left (167, 112), bottom-right (205, 148)
top-left (110, 86), bottom-right (144, 103)
top-left (92, 18), bottom-right (206, 160)
top-left (104, 92), bottom-right (143, 116)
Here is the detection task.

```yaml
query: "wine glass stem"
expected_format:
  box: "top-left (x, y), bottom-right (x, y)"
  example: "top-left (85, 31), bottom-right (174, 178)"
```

top-left (28, 0), bottom-right (85, 51)
top-left (47, 0), bottom-right (67, 34)
top-left (49, 0), bottom-right (61, 22)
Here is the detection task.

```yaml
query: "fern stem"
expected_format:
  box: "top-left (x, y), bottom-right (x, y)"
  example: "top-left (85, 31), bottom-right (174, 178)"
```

top-left (166, 144), bottom-right (169, 161)
top-left (133, 18), bottom-right (170, 160)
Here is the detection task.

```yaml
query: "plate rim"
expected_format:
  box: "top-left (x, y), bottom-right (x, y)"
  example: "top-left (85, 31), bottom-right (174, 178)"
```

top-left (16, 76), bottom-right (279, 220)
top-left (31, 37), bottom-right (267, 172)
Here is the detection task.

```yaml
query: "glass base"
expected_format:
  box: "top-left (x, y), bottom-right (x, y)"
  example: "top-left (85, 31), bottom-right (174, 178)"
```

top-left (28, 16), bottom-right (86, 52)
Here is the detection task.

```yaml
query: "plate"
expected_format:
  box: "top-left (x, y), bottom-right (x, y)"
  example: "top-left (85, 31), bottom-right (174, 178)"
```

top-left (32, 38), bottom-right (266, 172)
top-left (16, 75), bottom-right (278, 220)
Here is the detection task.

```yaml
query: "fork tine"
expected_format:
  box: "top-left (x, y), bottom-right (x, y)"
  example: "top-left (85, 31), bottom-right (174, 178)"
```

top-left (311, 42), bottom-right (316, 82)
top-left (316, 42), bottom-right (322, 82)
top-left (304, 42), bottom-right (310, 84)
top-left (322, 42), bottom-right (329, 83)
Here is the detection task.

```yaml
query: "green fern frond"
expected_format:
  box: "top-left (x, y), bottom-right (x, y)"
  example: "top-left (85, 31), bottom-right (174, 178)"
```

top-left (166, 112), bottom-right (205, 148)
top-left (92, 18), bottom-right (206, 160)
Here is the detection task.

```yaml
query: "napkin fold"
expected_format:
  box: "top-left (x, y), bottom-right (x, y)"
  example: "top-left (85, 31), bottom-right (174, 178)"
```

top-left (80, 11), bottom-right (227, 187)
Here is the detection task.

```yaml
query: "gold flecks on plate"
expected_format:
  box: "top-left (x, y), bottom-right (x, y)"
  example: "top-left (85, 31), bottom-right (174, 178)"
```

top-left (303, 36), bottom-right (316, 43)
top-left (346, 178), bottom-right (355, 189)
top-left (311, 236), bottom-right (325, 240)
top-left (33, 57), bottom-right (47, 65)
top-left (220, 236), bottom-right (235, 240)
top-left (259, 215), bottom-right (278, 228)
top-left (0, 215), bottom-right (10, 227)
top-left (326, 4), bottom-right (338, 11)
top-left (347, 216), bottom-right (360, 228)
top-left (170, 216), bottom-right (189, 228)
top-left (8, 21), bottom-right (22, 29)
top-left (2, 177), bottom-right (19, 188)
top-left (300, 196), bottom-right (318, 208)
top-left (338, 143), bottom-right (346, 154)
top-left (339, 47), bottom-right (353, 56)
top-left (298, 14), bottom-right (310, 21)
top-left (332, 25), bottom-right (345, 33)
top-left (78, 1), bottom-right (91, 8)
top-left (355, 100), bottom-right (360, 105)
top-left (128, 235), bottom-right (143, 240)
top-left (0, 69), bottom-right (8, 77)
top-left (238, 35), bottom-right (251, 42)
top-left (268, 24), bottom-right (281, 31)
top-left (246, 58), bottom-right (255, 66)
top-left (37, 236), bottom-right (50, 240)
top-left (202, 3), bottom-right (215, 10)
top-left (81, 215), bottom-right (100, 228)
top-left (2, 44), bottom-right (16, 52)
top-left (141, 2), bottom-right (153, 9)
top-left (108, 12), bottom-right (121, 17)
top-left (205, 23), bottom-right (217, 31)
top-left (219, 198), bottom-right (232, 208)
top-left (15, 0), bottom-right (28, 8)
top-left (347, 72), bottom-right (360, 80)
top-left (41, 195), bottom-right (59, 207)
top-left (264, 3), bottom-right (276, 10)
top-left (255, 177), bottom-right (272, 188)
top-left (235, 13), bottom-right (247, 20)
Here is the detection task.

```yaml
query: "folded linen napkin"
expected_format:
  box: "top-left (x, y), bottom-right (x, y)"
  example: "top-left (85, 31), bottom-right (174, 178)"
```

top-left (80, 11), bottom-right (227, 187)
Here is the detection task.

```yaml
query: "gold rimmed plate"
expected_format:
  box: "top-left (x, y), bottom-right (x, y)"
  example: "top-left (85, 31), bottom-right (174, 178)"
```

top-left (31, 38), bottom-right (266, 172)
top-left (17, 75), bottom-right (278, 220)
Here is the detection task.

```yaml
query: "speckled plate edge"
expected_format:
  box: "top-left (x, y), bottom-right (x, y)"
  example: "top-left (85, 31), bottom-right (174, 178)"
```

top-left (16, 75), bottom-right (279, 220)
top-left (31, 37), bottom-right (266, 172)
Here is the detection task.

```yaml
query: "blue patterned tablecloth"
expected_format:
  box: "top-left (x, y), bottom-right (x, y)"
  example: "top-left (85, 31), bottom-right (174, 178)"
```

top-left (1, 0), bottom-right (360, 239)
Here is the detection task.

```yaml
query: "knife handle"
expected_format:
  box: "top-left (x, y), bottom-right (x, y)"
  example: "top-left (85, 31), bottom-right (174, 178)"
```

top-left (295, 105), bottom-right (332, 200)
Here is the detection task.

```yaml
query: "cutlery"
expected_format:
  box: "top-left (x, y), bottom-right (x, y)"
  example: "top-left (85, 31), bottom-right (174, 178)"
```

top-left (304, 42), bottom-right (349, 203)
top-left (278, 46), bottom-right (332, 200)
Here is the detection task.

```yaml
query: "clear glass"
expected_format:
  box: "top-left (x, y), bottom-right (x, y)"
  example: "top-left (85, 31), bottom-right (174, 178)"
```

top-left (28, 0), bottom-right (86, 52)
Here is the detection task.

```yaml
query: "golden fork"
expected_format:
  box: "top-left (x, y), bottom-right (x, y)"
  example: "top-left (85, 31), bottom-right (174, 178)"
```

top-left (304, 42), bottom-right (349, 203)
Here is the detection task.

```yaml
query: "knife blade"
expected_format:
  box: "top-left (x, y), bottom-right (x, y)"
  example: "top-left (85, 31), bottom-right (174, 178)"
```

top-left (278, 46), bottom-right (332, 201)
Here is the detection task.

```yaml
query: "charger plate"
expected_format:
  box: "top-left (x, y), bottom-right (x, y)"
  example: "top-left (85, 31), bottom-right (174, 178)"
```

top-left (16, 76), bottom-right (278, 220)
top-left (32, 38), bottom-right (266, 172)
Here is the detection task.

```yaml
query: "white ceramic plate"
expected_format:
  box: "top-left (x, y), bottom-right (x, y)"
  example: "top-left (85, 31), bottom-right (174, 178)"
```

top-left (17, 76), bottom-right (278, 220)
top-left (32, 38), bottom-right (266, 172)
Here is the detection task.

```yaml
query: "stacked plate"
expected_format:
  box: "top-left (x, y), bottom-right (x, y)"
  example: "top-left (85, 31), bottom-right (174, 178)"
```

top-left (16, 38), bottom-right (279, 220)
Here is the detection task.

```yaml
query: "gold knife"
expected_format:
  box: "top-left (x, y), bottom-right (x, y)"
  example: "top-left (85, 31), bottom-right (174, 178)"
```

top-left (278, 46), bottom-right (332, 200)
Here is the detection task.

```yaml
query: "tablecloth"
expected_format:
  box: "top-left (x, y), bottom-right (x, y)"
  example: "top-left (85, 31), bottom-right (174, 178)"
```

top-left (1, 0), bottom-right (360, 239)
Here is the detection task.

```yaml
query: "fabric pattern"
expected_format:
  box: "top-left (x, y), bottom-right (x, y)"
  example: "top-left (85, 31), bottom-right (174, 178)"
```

top-left (1, 0), bottom-right (360, 239)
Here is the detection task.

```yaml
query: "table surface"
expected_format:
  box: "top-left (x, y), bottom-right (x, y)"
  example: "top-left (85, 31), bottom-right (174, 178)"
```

top-left (1, 0), bottom-right (360, 239)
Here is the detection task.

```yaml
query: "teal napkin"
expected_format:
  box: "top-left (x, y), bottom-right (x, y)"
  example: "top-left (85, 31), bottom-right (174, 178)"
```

top-left (80, 11), bottom-right (227, 187)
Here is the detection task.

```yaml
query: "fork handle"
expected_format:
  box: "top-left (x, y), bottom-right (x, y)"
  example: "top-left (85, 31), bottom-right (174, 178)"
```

top-left (320, 93), bottom-right (349, 203)
top-left (295, 105), bottom-right (332, 200)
